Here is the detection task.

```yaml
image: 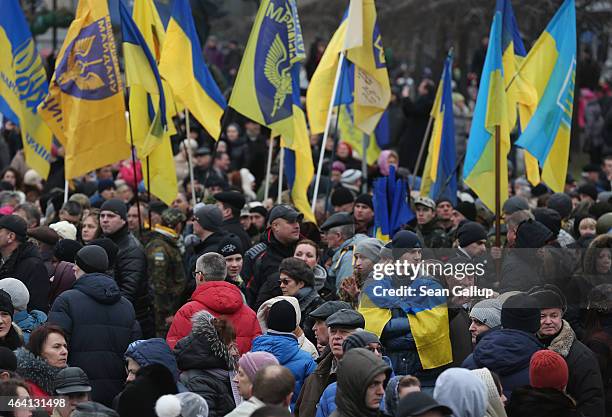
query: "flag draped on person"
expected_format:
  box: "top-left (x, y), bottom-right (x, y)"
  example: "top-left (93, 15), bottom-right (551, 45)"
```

top-left (515, 0), bottom-right (576, 193)
top-left (120, 0), bottom-right (177, 205)
top-left (38, 0), bottom-right (130, 179)
top-left (307, 0), bottom-right (390, 135)
top-left (229, 0), bottom-right (315, 223)
top-left (0, 0), bottom-right (53, 178)
top-left (372, 165), bottom-right (414, 242)
top-left (159, 0), bottom-right (226, 139)
top-left (420, 53), bottom-right (457, 205)
top-left (462, 0), bottom-right (511, 211)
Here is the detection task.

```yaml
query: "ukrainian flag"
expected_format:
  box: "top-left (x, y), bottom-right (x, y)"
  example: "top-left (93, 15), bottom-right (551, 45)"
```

top-left (373, 165), bottom-right (414, 242)
top-left (38, 0), bottom-right (130, 179)
top-left (462, 0), bottom-right (511, 212)
top-left (515, 0), bottom-right (576, 193)
top-left (159, 0), bottom-right (226, 139)
top-left (229, 0), bottom-right (315, 223)
top-left (0, 0), bottom-right (53, 179)
top-left (359, 276), bottom-right (452, 370)
top-left (420, 53), bottom-right (457, 205)
top-left (120, 0), bottom-right (177, 206)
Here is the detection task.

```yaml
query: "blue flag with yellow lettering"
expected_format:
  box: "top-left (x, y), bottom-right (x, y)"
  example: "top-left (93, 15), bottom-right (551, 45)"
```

top-left (0, 0), bottom-right (53, 179)
top-left (229, 0), bottom-right (315, 223)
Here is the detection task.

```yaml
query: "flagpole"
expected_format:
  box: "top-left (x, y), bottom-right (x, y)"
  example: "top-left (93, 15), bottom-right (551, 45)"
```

top-left (185, 109), bottom-right (197, 206)
top-left (311, 52), bottom-right (346, 212)
top-left (494, 125), bottom-right (501, 247)
top-left (264, 137), bottom-right (275, 202)
top-left (278, 146), bottom-right (284, 204)
top-left (64, 180), bottom-right (69, 203)
top-left (146, 156), bottom-right (152, 227)
top-left (126, 111), bottom-right (143, 237)
top-left (362, 133), bottom-right (369, 194)
top-left (410, 115), bottom-right (434, 192)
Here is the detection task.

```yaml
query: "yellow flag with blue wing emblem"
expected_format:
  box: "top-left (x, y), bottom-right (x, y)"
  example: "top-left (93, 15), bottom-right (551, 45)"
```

top-left (229, 0), bottom-right (315, 224)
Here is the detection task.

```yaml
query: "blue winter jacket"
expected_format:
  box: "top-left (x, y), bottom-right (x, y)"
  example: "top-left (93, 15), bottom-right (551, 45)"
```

top-left (462, 328), bottom-right (543, 398)
top-left (14, 310), bottom-right (47, 344)
top-left (251, 332), bottom-right (316, 410)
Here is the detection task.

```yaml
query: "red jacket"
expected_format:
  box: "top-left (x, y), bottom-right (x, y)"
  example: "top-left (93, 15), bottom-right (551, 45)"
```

top-left (166, 281), bottom-right (261, 353)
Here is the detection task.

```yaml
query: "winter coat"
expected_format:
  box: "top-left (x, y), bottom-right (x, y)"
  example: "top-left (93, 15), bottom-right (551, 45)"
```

top-left (398, 93), bottom-right (434, 171)
top-left (48, 261), bottom-right (76, 305)
top-left (295, 349), bottom-right (335, 417)
top-left (14, 309), bottom-right (47, 344)
top-left (15, 347), bottom-right (63, 396)
top-left (105, 225), bottom-right (153, 338)
top-left (243, 230), bottom-right (297, 310)
top-left (48, 273), bottom-right (140, 406)
top-left (187, 231), bottom-right (228, 274)
top-left (584, 323), bottom-right (612, 417)
top-left (174, 312), bottom-right (237, 417)
top-left (499, 251), bottom-right (543, 292)
top-left (416, 220), bottom-right (451, 249)
top-left (380, 308), bottom-right (419, 376)
top-left (166, 281), bottom-right (260, 352)
top-left (462, 329), bottom-right (543, 398)
top-left (295, 287), bottom-right (324, 345)
top-left (0, 242), bottom-right (50, 312)
top-left (251, 332), bottom-right (317, 410)
top-left (540, 320), bottom-right (605, 417)
top-left (228, 135), bottom-right (250, 172)
top-left (224, 396), bottom-right (265, 417)
top-left (506, 387), bottom-right (581, 417)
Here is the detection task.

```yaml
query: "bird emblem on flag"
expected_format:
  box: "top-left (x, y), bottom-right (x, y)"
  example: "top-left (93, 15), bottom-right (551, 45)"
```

top-left (57, 36), bottom-right (105, 91)
top-left (264, 34), bottom-right (291, 118)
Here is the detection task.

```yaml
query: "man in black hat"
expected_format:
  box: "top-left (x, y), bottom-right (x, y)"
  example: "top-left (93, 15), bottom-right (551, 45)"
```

top-left (0, 214), bottom-right (49, 312)
top-left (353, 194), bottom-right (374, 237)
top-left (243, 205), bottom-right (302, 310)
top-left (53, 366), bottom-right (92, 417)
top-left (308, 301), bottom-right (352, 353)
top-left (320, 212), bottom-right (366, 293)
top-left (49, 246), bottom-right (139, 407)
top-left (215, 190), bottom-right (251, 250)
top-left (295, 309), bottom-right (365, 417)
top-left (100, 199), bottom-right (154, 338)
top-left (193, 147), bottom-right (212, 185)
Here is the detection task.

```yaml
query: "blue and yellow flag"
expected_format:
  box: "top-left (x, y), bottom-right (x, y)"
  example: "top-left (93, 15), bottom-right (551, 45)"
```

top-left (159, 0), bottom-right (226, 139)
top-left (229, 0), bottom-right (315, 223)
top-left (307, 0), bottom-right (390, 135)
top-left (462, 0), bottom-right (511, 211)
top-left (0, 0), bottom-right (53, 179)
top-left (38, 0), bottom-right (130, 179)
top-left (420, 53), bottom-right (457, 205)
top-left (120, 0), bottom-right (177, 206)
top-left (373, 165), bottom-right (414, 242)
top-left (515, 0), bottom-right (576, 193)
top-left (359, 276), bottom-right (452, 370)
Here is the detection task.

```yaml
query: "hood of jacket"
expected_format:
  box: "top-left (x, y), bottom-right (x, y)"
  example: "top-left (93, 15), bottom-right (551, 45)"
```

top-left (14, 310), bottom-right (47, 332)
top-left (433, 368), bottom-right (487, 417)
top-left (295, 287), bottom-right (319, 312)
top-left (174, 310), bottom-right (235, 371)
top-left (473, 329), bottom-right (543, 376)
top-left (251, 333), bottom-right (301, 365)
top-left (125, 338), bottom-right (179, 382)
top-left (384, 376), bottom-right (401, 417)
top-left (73, 273), bottom-right (122, 305)
top-left (335, 348), bottom-right (391, 417)
top-left (191, 281), bottom-right (244, 315)
top-left (15, 347), bottom-right (63, 394)
top-left (257, 296), bottom-right (301, 333)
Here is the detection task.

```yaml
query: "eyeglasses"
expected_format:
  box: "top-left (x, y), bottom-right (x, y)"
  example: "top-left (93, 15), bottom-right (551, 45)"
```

top-left (192, 271), bottom-right (203, 279)
top-left (279, 278), bottom-right (292, 286)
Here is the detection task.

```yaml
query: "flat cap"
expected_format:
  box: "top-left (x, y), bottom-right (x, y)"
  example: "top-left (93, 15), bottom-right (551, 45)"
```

top-left (0, 215), bottom-right (27, 241)
top-left (320, 212), bottom-right (354, 231)
top-left (268, 204), bottom-right (303, 224)
top-left (325, 309), bottom-right (365, 329)
top-left (214, 191), bottom-right (246, 211)
top-left (309, 301), bottom-right (352, 320)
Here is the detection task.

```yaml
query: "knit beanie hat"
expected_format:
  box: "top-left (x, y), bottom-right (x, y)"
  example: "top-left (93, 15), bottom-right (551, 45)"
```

top-left (547, 193), bottom-right (572, 220)
top-left (54, 239), bottom-right (83, 263)
top-left (457, 222), bottom-right (487, 248)
top-left (194, 205), bottom-right (223, 233)
top-left (355, 194), bottom-right (373, 210)
top-left (75, 246), bottom-right (109, 274)
top-left (219, 235), bottom-right (243, 257)
top-left (0, 278), bottom-right (29, 312)
top-left (100, 199), bottom-right (127, 221)
top-left (238, 352), bottom-right (279, 382)
top-left (342, 330), bottom-right (380, 353)
top-left (501, 293), bottom-right (541, 333)
top-left (354, 238), bottom-right (384, 263)
top-left (515, 219), bottom-right (553, 249)
top-left (49, 221), bottom-right (77, 240)
top-left (578, 183), bottom-right (598, 201)
top-left (331, 187), bottom-right (355, 207)
top-left (0, 290), bottom-right (14, 318)
top-left (456, 201), bottom-right (477, 221)
top-left (502, 196), bottom-right (529, 215)
top-left (155, 393), bottom-right (209, 417)
top-left (529, 350), bottom-right (569, 391)
top-left (266, 299), bottom-right (297, 333)
top-left (469, 298), bottom-right (502, 329)
top-left (533, 208), bottom-right (562, 239)
top-left (87, 238), bottom-right (118, 268)
top-left (340, 169), bottom-right (362, 187)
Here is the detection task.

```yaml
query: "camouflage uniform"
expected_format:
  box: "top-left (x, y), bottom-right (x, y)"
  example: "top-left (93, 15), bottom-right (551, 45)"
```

top-left (416, 218), bottom-right (452, 248)
top-left (145, 209), bottom-right (186, 337)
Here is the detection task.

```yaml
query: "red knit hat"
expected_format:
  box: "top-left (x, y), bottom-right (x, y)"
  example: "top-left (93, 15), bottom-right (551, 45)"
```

top-left (529, 350), bottom-right (569, 391)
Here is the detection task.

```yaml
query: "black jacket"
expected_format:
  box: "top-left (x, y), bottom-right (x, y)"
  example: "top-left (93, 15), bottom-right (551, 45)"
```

top-left (174, 312), bottom-right (236, 417)
top-left (48, 273), bottom-right (140, 407)
top-left (105, 225), bottom-right (154, 337)
top-left (0, 242), bottom-right (49, 312)
top-left (507, 386), bottom-right (582, 417)
top-left (243, 230), bottom-right (297, 310)
top-left (223, 217), bottom-right (251, 253)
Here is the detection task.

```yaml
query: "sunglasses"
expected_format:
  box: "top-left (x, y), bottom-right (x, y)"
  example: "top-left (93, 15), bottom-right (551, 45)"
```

top-left (279, 278), bottom-right (293, 286)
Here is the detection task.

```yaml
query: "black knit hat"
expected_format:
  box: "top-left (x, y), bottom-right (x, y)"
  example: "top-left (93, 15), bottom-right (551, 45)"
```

top-left (457, 221), bottom-right (487, 248)
top-left (0, 290), bottom-right (14, 318)
top-left (100, 199), bottom-right (127, 221)
top-left (515, 219), bottom-right (553, 249)
top-left (342, 330), bottom-right (380, 353)
top-left (331, 187), bottom-right (355, 207)
top-left (533, 208), bottom-right (561, 239)
top-left (87, 238), bottom-right (118, 268)
top-left (355, 194), bottom-right (373, 210)
top-left (219, 235), bottom-right (243, 257)
top-left (501, 293), bottom-right (541, 334)
top-left (267, 300), bottom-right (297, 333)
top-left (54, 239), bottom-right (83, 263)
top-left (456, 201), bottom-right (477, 221)
top-left (75, 246), bottom-right (109, 274)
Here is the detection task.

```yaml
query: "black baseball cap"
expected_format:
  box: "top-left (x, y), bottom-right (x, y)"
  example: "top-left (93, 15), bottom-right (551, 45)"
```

top-left (0, 215), bottom-right (27, 241)
top-left (268, 205), bottom-right (303, 224)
